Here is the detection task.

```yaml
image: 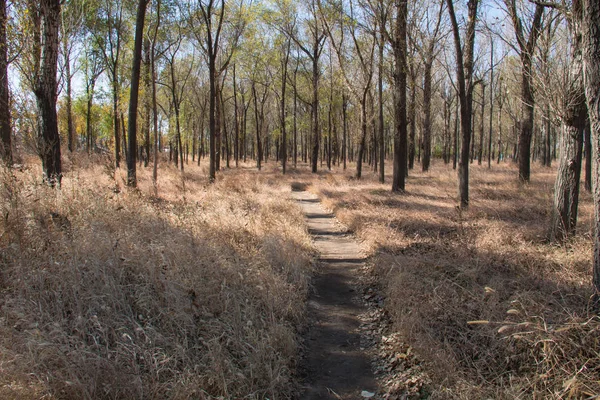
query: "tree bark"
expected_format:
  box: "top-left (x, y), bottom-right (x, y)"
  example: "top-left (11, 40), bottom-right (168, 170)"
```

top-left (281, 38), bottom-right (290, 174)
top-left (126, 0), bottom-right (148, 187)
top-left (0, 0), bottom-right (11, 165)
top-left (505, 1), bottom-right (544, 182)
top-left (478, 83), bottom-right (485, 165)
top-left (447, 0), bottom-right (479, 208)
top-left (378, 25), bottom-right (385, 182)
top-left (407, 75), bottom-right (416, 170)
top-left (392, 0), bottom-right (408, 192)
top-left (151, 0), bottom-right (161, 194)
top-left (35, 0), bottom-right (62, 186)
top-left (233, 64), bottom-right (239, 167)
top-left (551, 116), bottom-right (584, 240)
top-left (580, 0), bottom-right (600, 293)
top-left (143, 37), bottom-right (151, 167)
top-left (584, 119), bottom-right (591, 192)
top-left (422, 60), bottom-right (433, 171)
top-left (311, 48), bottom-right (320, 173)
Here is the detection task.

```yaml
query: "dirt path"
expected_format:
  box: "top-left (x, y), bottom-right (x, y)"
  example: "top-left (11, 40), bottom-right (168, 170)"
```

top-left (292, 189), bottom-right (377, 400)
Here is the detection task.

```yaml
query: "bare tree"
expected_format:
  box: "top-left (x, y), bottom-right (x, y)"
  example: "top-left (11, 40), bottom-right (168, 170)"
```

top-left (60, 0), bottom-right (84, 153)
top-left (285, 0), bottom-right (326, 174)
top-left (321, 0), bottom-right (376, 179)
top-left (447, 0), bottom-right (480, 208)
top-left (503, 0), bottom-right (545, 182)
top-left (413, 0), bottom-right (445, 172)
top-left (191, 0), bottom-right (245, 182)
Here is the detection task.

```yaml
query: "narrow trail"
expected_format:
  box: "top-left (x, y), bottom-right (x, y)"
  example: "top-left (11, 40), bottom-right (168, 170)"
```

top-left (292, 188), bottom-right (378, 400)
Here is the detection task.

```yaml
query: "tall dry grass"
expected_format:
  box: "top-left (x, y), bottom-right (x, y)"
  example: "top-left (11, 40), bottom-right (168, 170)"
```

top-left (309, 161), bottom-right (600, 398)
top-left (0, 154), bottom-right (314, 399)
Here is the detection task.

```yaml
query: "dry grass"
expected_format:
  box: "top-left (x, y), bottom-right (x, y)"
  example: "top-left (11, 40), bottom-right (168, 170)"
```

top-left (0, 154), bottom-right (314, 399)
top-left (309, 160), bottom-right (600, 399)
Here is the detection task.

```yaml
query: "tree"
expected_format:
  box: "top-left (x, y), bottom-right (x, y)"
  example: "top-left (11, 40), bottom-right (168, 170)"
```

top-left (126, 0), bottom-right (150, 187)
top-left (550, 8), bottom-right (586, 241)
top-left (150, 0), bottom-right (162, 194)
top-left (390, 0), bottom-right (408, 192)
top-left (414, 0), bottom-right (445, 172)
top-left (446, 0), bottom-right (480, 208)
top-left (322, 0), bottom-right (376, 179)
top-left (34, 0), bottom-right (62, 186)
top-left (60, 0), bottom-right (84, 153)
top-left (163, 24), bottom-right (194, 172)
top-left (579, 0), bottom-right (600, 294)
top-left (0, 0), bottom-right (11, 165)
top-left (92, 0), bottom-right (128, 168)
top-left (82, 43), bottom-right (104, 153)
top-left (191, 0), bottom-right (246, 182)
top-left (503, 0), bottom-right (544, 182)
top-left (286, 0), bottom-right (326, 174)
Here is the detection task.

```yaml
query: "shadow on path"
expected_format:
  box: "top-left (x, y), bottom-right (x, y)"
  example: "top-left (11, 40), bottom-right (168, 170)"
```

top-left (292, 189), bottom-right (377, 400)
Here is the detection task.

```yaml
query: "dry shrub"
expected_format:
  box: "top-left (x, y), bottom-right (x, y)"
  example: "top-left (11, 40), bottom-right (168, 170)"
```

top-left (0, 157), bottom-right (313, 399)
top-left (310, 162), bottom-right (599, 398)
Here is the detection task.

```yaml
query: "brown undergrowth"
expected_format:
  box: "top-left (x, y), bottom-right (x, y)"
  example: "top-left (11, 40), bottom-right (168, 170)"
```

top-left (310, 162), bottom-right (599, 399)
top-left (0, 154), bottom-right (314, 399)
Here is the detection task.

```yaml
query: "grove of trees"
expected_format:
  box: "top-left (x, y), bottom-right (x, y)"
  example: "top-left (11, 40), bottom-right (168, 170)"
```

top-left (2, 0), bottom-right (600, 293)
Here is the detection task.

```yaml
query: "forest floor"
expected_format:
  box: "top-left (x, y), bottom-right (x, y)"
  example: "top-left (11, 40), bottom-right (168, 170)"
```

top-left (2, 154), bottom-right (600, 399)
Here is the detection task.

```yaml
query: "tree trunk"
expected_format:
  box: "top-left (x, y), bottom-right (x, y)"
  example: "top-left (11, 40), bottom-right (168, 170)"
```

top-left (447, 0), bottom-right (479, 208)
top-left (126, 0), bottom-right (148, 187)
top-left (252, 82), bottom-right (262, 170)
top-left (392, 0), bottom-right (408, 192)
top-left (453, 91), bottom-right (459, 170)
top-left (63, 37), bottom-right (75, 153)
top-left (509, 3), bottom-right (544, 182)
top-left (478, 83), bottom-right (485, 165)
top-left (35, 0), bottom-right (62, 186)
top-left (408, 78), bottom-right (416, 170)
top-left (281, 39), bottom-right (290, 174)
top-left (215, 80), bottom-right (222, 171)
top-left (0, 0), bottom-right (11, 165)
top-left (584, 119), bottom-right (592, 192)
top-left (580, 0), bottom-right (600, 293)
top-left (209, 63), bottom-right (217, 181)
top-left (378, 28), bottom-right (385, 183)
top-left (143, 37), bottom-right (151, 167)
top-left (550, 2), bottom-right (587, 241)
top-left (151, 0), bottom-right (161, 194)
top-left (112, 71), bottom-right (121, 168)
top-left (342, 92), bottom-right (348, 170)
top-left (545, 105), bottom-right (552, 167)
top-left (422, 60), bottom-right (433, 171)
top-left (517, 66), bottom-right (535, 181)
top-left (233, 64), bottom-right (239, 167)
top-left (293, 66), bottom-right (298, 168)
top-left (551, 116), bottom-right (584, 240)
top-left (356, 93), bottom-right (368, 179)
top-left (488, 38), bottom-right (494, 168)
top-left (311, 52), bottom-right (320, 173)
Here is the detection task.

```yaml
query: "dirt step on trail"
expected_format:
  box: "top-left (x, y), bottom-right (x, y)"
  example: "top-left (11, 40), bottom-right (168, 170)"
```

top-left (292, 188), bottom-right (378, 400)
